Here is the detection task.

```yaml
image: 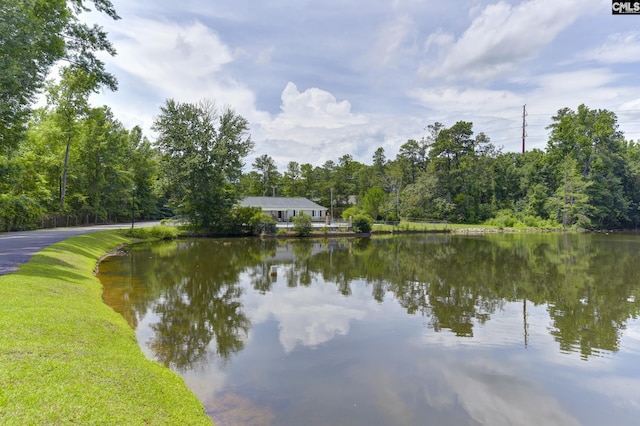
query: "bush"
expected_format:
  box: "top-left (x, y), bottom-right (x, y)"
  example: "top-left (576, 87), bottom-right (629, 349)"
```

top-left (484, 209), bottom-right (517, 228)
top-left (484, 210), bottom-right (561, 230)
top-left (0, 194), bottom-right (44, 232)
top-left (250, 213), bottom-right (277, 235)
top-left (523, 215), bottom-right (538, 227)
top-left (341, 206), bottom-right (358, 220)
top-left (230, 206), bottom-right (262, 235)
top-left (386, 212), bottom-right (398, 222)
top-left (292, 212), bottom-right (312, 237)
top-left (352, 214), bottom-right (373, 233)
top-left (123, 225), bottom-right (178, 240)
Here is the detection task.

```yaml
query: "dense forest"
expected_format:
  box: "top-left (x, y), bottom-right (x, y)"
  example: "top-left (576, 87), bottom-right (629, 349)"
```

top-left (2, 1), bottom-right (640, 233)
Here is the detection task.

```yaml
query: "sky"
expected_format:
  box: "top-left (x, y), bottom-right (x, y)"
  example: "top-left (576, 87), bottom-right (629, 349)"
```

top-left (86, 0), bottom-right (640, 169)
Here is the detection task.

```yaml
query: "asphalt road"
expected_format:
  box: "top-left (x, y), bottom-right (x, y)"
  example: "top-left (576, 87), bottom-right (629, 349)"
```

top-left (0, 221), bottom-right (160, 276)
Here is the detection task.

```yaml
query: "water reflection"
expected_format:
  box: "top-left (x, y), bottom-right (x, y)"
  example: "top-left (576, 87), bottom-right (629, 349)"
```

top-left (99, 233), bottom-right (640, 370)
top-left (101, 239), bottom-right (260, 370)
top-left (418, 356), bottom-right (581, 426)
top-left (98, 233), bottom-right (640, 424)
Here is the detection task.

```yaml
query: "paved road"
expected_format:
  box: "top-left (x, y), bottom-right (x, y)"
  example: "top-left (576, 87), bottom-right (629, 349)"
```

top-left (0, 222), bottom-right (160, 276)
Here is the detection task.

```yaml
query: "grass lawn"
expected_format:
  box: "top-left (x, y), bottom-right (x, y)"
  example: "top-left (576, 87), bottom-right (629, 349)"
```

top-left (371, 221), bottom-right (500, 232)
top-left (0, 230), bottom-right (211, 425)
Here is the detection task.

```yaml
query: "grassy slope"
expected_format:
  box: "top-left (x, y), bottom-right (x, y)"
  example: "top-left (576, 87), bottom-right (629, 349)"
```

top-left (0, 231), bottom-right (211, 425)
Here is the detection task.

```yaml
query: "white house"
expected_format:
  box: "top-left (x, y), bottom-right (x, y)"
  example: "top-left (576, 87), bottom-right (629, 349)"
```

top-left (239, 196), bottom-right (328, 222)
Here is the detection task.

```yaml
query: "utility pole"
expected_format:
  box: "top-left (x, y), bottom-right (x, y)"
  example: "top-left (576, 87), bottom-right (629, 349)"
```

top-left (131, 185), bottom-right (136, 229)
top-left (330, 187), bottom-right (334, 223)
top-left (395, 185), bottom-right (399, 227)
top-left (522, 104), bottom-right (527, 153)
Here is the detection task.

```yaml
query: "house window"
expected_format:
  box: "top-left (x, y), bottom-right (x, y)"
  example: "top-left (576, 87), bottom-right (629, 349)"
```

top-left (312, 210), bottom-right (316, 217)
top-left (292, 210), bottom-right (296, 217)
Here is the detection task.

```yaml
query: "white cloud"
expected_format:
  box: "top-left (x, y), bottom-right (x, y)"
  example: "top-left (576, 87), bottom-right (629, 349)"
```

top-left (531, 68), bottom-right (619, 95)
top-left (371, 15), bottom-right (416, 66)
top-left (255, 45), bottom-right (275, 65)
top-left (269, 82), bottom-right (367, 130)
top-left (579, 31), bottom-right (640, 64)
top-left (412, 86), bottom-right (524, 115)
top-left (423, 29), bottom-right (454, 55)
top-left (92, 16), bottom-right (269, 130)
top-left (252, 86), bottom-right (423, 168)
top-left (247, 83), bottom-right (385, 167)
top-left (113, 18), bottom-right (233, 89)
top-left (421, 0), bottom-right (599, 81)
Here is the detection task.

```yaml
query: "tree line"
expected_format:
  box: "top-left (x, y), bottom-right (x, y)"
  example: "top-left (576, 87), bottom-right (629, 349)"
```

top-left (3, 1), bottom-right (640, 233)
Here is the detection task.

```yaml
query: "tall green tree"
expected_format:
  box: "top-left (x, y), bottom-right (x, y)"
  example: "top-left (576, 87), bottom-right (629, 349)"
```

top-left (281, 161), bottom-right (304, 197)
top-left (153, 99), bottom-right (253, 233)
top-left (46, 67), bottom-right (103, 211)
top-left (0, 0), bottom-right (119, 152)
top-left (428, 121), bottom-right (474, 169)
top-left (624, 141), bottom-right (640, 227)
top-left (238, 171), bottom-right (262, 196)
top-left (547, 105), bottom-right (629, 228)
top-left (402, 172), bottom-right (454, 220)
top-left (333, 154), bottom-right (363, 208)
top-left (252, 154), bottom-right (280, 196)
top-left (71, 106), bottom-right (133, 222)
top-left (127, 126), bottom-right (160, 220)
top-left (300, 163), bottom-right (318, 199)
top-left (421, 121), bottom-right (495, 222)
top-left (361, 186), bottom-right (387, 220)
top-left (396, 139), bottom-right (427, 185)
top-left (370, 147), bottom-right (389, 188)
top-left (550, 157), bottom-right (591, 228)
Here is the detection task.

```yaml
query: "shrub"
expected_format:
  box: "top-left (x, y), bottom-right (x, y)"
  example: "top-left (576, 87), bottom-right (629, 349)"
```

top-left (292, 212), bottom-right (312, 237)
top-left (123, 225), bottom-right (178, 240)
top-left (484, 209), bottom-right (517, 228)
top-left (341, 206), bottom-right (358, 220)
top-left (523, 215), bottom-right (538, 227)
top-left (250, 213), bottom-right (277, 235)
top-left (485, 210), bottom-right (562, 230)
top-left (352, 214), bottom-right (373, 233)
top-left (0, 194), bottom-right (44, 232)
top-left (230, 206), bottom-right (262, 235)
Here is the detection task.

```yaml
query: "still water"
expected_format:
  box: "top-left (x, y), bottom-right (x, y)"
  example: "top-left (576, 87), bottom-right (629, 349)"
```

top-left (98, 233), bottom-right (640, 426)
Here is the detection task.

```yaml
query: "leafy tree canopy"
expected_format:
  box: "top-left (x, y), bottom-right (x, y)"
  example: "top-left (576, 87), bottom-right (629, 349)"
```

top-left (0, 0), bottom-right (119, 152)
top-left (152, 99), bottom-right (253, 234)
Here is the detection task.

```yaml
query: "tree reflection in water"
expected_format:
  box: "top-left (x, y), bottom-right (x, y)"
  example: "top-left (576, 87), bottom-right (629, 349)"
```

top-left (100, 233), bottom-right (640, 370)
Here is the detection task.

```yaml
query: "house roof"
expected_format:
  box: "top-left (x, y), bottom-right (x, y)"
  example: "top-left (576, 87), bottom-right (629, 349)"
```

top-left (239, 196), bottom-right (327, 210)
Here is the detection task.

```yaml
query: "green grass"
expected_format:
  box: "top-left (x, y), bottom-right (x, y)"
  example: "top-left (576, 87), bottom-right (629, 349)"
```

top-left (0, 231), bottom-right (211, 425)
top-left (372, 221), bottom-right (498, 232)
top-left (122, 224), bottom-right (180, 240)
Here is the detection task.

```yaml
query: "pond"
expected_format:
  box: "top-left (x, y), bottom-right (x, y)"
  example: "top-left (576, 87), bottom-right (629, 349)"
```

top-left (98, 233), bottom-right (640, 426)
